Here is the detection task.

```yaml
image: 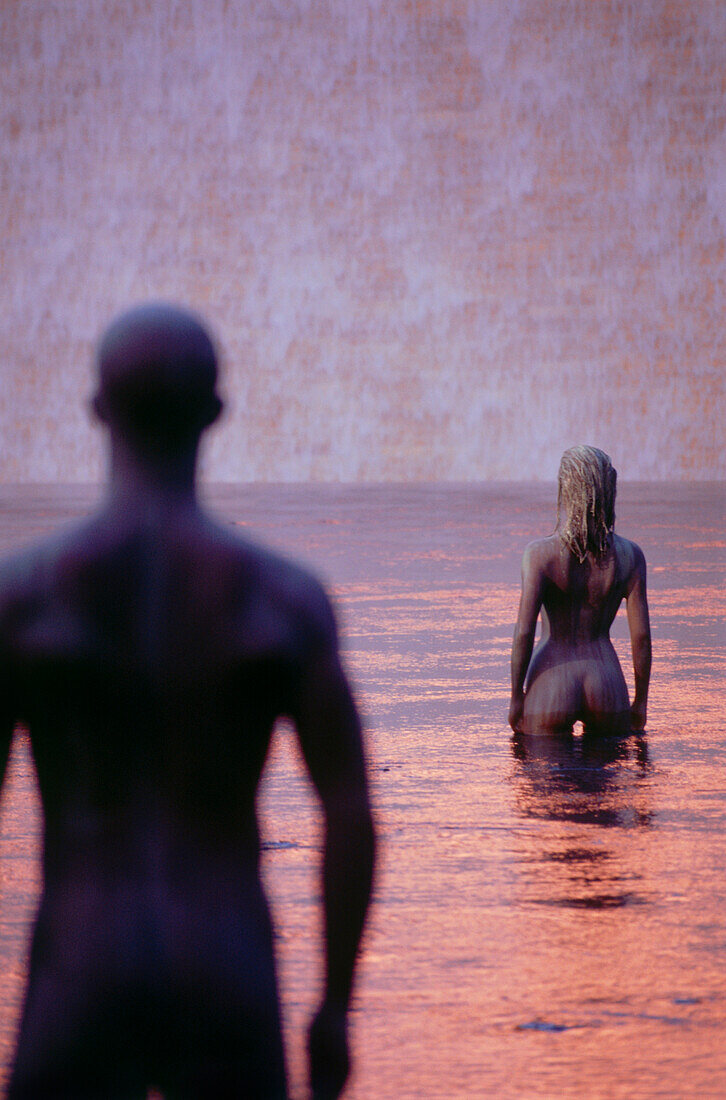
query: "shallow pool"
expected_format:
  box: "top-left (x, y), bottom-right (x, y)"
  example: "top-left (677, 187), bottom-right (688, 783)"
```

top-left (1, 483), bottom-right (724, 1098)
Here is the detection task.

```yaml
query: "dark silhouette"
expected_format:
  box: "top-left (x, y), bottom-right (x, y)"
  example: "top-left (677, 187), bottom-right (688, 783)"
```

top-left (0, 304), bottom-right (376, 1099)
top-left (509, 445), bottom-right (651, 736)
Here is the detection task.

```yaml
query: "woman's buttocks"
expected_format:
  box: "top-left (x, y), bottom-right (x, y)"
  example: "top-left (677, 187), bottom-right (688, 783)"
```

top-left (523, 637), bottom-right (629, 731)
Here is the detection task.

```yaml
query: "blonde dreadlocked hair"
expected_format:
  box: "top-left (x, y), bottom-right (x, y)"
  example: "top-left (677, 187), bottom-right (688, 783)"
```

top-left (556, 445), bottom-right (616, 563)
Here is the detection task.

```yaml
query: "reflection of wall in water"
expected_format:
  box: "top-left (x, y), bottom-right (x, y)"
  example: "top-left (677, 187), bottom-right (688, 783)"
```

top-left (2, 1), bottom-right (724, 482)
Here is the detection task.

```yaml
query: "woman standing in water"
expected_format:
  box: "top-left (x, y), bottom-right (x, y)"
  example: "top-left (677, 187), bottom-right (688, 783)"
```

top-left (509, 445), bottom-right (651, 736)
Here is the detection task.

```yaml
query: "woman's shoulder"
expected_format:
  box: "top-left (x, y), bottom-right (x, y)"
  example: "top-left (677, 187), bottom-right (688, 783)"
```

top-left (612, 534), bottom-right (647, 578)
top-left (521, 535), bottom-right (562, 571)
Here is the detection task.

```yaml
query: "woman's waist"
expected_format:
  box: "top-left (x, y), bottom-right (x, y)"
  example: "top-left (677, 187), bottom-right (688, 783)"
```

top-left (536, 634), bottom-right (618, 659)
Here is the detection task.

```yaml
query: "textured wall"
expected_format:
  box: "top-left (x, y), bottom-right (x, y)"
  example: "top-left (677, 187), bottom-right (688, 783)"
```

top-left (1, 0), bottom-right (724, 482)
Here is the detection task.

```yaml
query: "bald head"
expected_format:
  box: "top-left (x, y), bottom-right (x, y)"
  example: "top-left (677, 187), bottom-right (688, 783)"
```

top-left (94, 303), bottom-right (222, 451)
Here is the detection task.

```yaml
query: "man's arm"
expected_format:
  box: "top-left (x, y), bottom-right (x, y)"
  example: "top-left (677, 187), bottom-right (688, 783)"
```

top-left (292, 601), bottom-right (376, 1100)
top-left (0, 632), bottom-right (14, 793)
top-left (0, 721), bottom-right (11, 794)
top-left (625, 543), bottom-right (652, 730)
top-left (509, 544), bottom-right (544, 732)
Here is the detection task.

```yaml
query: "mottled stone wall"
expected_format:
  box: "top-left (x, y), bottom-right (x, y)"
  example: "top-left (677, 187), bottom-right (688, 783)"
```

top-left (1, 0), bottom-right (724, 482)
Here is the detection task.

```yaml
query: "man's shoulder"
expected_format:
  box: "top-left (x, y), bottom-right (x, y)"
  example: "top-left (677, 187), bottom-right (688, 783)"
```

top-left (0, 522), bottom-right (90, 612)
top-left (252, 543), bottom-right (334, 634)
top-left (204, 519), bottom-right (337, 644)
top-left (0, 509), bottom-right (338, 646)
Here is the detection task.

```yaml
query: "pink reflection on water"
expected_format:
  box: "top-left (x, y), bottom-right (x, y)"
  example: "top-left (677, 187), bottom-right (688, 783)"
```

top-left (1, 483), bottom-right (725, 1098)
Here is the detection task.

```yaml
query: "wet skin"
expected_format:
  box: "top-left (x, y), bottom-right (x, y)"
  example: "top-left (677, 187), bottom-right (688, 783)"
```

top-left (509, 532), bottom-right (651, 736)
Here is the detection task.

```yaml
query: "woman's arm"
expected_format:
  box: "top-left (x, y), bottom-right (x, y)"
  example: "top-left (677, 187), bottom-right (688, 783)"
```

top-left (625, 542), bottom-right (652, 730)
top-left (509, 543), bottom-right (544, 732)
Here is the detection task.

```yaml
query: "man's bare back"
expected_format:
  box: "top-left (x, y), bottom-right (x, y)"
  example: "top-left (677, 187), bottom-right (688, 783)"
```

top-left (509, 447), bottom-right (651, 737)
top-left (0, 304), bottom-right (376, 1099)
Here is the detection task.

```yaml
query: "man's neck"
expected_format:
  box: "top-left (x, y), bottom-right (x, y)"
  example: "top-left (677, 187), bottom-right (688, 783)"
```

top-left (104, 437), bottom-right (200, 518)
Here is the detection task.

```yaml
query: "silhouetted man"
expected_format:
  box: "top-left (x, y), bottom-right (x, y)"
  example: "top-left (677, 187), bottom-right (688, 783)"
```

top-left (0, 303), bottom-right (376, 1099)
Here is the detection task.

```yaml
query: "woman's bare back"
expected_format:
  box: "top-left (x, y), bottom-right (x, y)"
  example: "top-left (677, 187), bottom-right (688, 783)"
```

top-left (510, 534), bottom-right (651, 735)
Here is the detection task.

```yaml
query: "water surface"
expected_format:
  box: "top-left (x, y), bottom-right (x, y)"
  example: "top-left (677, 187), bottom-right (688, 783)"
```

top-left (1, 483), bottom-right (724, 1098)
